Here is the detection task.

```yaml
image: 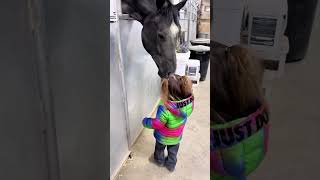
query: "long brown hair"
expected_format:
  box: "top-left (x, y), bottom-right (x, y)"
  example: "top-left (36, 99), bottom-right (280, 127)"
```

top-left (161, 75), bottom-right (193, 105)
top-left (212, 45), bottom-right (264, 120)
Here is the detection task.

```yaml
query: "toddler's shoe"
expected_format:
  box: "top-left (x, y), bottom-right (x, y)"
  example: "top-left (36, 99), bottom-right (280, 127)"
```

top-left (154, 160), bottom-right (165, 167)
top-left (148, 156), bottom-right (164, 167)
top-left (165, 165), bottom-right (175, 172)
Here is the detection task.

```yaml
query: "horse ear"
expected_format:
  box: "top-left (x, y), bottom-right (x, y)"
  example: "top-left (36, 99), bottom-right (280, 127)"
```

top-left (174, 0), bottom-right (188, 10)
top-left (156, 0), bottom-right (171, 10)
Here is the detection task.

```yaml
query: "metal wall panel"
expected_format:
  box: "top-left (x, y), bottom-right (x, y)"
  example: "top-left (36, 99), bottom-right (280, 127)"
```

top-left (0, 1), bottom-right (48, 180)
top-left (110, 22), bottom-right (130, 178)
top-left (45, 0), bottom-right (108, 179)
top-left (119, 20), bottom-right (161, 146)
top-left (180, 0), bottom-right (198, 43)
top-left (315, 1), bottom-right (320, 29)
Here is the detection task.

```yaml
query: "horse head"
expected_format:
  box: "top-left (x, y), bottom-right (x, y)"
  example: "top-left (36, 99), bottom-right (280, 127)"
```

top-left (122, 0), bottom-right (188, 78)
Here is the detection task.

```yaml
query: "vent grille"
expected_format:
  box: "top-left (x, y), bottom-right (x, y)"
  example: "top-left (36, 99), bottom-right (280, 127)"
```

top-left (250, 17), bottom-right (277, 46)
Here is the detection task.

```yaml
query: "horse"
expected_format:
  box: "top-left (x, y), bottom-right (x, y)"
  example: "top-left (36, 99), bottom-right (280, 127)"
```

top-left (122, 0), bottom-right (188, 78)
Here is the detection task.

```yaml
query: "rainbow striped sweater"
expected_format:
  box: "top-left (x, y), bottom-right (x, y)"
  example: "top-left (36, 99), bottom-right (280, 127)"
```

top-left (211, 104), bottom-right (269, 180)
top-left (142, 95), bottom-right (194, 145)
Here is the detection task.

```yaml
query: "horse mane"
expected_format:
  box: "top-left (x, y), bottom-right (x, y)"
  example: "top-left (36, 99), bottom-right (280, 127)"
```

top-left (122, 0), bottom-right (180, 26)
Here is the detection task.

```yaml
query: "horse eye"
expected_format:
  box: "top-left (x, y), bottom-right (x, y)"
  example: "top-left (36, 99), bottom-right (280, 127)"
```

top-left (158, 33), bottom-right (165, 40)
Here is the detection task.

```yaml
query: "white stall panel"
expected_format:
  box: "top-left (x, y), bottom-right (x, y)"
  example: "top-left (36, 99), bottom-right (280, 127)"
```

top-left (110, 22), bottom-right (130, 178)
top-left (119, 20), bottom-right (161, 146)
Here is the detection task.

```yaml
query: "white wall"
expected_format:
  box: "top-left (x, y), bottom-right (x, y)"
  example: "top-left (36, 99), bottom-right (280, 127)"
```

top-left (119, 19), bottom-right (161, 146)
top-left (110, 22), bottom-right (130, 179)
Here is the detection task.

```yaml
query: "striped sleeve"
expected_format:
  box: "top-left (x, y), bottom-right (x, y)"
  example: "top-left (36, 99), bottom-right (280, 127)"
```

top-left (142, 105), bottom-right (168, 129)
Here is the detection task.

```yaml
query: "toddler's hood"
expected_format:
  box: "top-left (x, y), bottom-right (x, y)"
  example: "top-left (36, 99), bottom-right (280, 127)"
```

top-left (164, 95), bottom-right (194, 118)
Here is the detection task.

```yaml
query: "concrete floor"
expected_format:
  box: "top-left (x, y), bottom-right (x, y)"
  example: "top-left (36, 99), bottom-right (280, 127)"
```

top-left (251, 18), bottom-right (320, 179)
top-left (115, 71), bottom-right (210, 180)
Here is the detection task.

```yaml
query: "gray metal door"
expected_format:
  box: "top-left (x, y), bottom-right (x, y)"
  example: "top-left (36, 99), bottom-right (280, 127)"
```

top-left (45, 0), bottom-right (108, 180)
top-left (0, 1), bottom-right (108, 180)
top-left (0, 1), bottom-right (48, 180)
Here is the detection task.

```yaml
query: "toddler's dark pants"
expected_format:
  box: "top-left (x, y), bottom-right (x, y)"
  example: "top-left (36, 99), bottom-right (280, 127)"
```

top-left (154, 141), bottom-right (180, 169)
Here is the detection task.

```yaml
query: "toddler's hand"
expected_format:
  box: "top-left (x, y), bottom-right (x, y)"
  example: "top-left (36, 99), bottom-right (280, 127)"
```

top-left (142, 117), bottom-right (152, 129)
top-left (142, 117), bottom-right (147, 126)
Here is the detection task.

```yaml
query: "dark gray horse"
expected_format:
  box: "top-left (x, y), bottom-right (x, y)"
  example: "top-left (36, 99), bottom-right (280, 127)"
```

top-left (122, 0), bottom-right (188, 78)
